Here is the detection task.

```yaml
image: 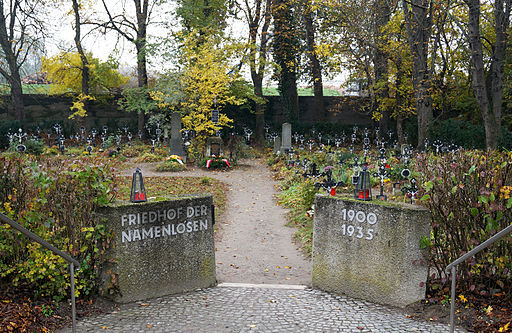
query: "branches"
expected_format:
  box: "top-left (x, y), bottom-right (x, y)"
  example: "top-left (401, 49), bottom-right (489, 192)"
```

top-left (99, 0), bottom-right (136, 42)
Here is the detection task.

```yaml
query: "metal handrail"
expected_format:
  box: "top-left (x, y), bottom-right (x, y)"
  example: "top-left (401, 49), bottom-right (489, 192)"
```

top-left (446, 223), bottom-right (512, 333)
top-left (0, 212), bottom-right (80, 333)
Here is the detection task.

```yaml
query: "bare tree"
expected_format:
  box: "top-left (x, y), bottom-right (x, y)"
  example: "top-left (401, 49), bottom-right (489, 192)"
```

top-left (237, 0), bottom-right (272, 145)
top-left (465, 0), bottom-right (511, 149)
top-left (0, 0), bottom-right (46, 121)
top-left (95, 0), bottom-right (161, 132)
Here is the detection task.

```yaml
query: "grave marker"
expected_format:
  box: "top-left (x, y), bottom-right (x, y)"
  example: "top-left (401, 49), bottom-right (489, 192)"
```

top-left (280, 122), bottom-right (292, 153)
top-left (273, 136), bottom-right (281, 154)
top-left (169, 112), bottom-right (186, 160)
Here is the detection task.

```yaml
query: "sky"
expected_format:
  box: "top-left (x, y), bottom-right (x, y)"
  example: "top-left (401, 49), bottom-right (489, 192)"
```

top-left (44, 0), bottom-right (347, 89)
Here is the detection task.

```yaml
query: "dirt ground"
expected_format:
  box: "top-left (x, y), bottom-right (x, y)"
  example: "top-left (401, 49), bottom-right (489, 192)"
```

top-left (121, 158), bottom-right (312, 285)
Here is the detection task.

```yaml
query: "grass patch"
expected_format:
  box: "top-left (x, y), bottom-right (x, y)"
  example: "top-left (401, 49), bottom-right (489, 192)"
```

top-left (0, 84), bottom-right (52, 94)
top-left (286, 208), bottom-right (314, 256)
top-left (116, 176), bottom-right (228, 219)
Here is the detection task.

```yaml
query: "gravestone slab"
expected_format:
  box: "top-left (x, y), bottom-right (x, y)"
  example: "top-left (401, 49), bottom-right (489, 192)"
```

top-left (273, 136), bottom-right (281, 154)
top-left (169, 112), bottom-right (186, 160)
top-left (312, 195), bottom-right (430, 308)
top-left (97, 195), bottom-right (216, 303)
top-left (280, 122), bottom-right (292, 153)
top-left (206, 136), bottom-right (223, 156)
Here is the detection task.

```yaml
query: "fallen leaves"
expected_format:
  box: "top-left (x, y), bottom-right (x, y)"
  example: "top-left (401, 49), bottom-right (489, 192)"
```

top-left (499, 322), bottom-right (510, 332)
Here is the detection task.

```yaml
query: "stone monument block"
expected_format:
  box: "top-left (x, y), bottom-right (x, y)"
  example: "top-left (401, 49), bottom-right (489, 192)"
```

top-left (97, 195), bottom-right (216, 303)
top-left (280, 122), bottom-right (292, 153)
top-left (312, 195), bottom-right (430, 308)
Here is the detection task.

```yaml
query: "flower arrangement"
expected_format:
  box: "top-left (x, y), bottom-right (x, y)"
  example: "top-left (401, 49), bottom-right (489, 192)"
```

top-left (205, 155), bottom-right (230, 169)
top-left (167, 154), bottom-right (184, 165)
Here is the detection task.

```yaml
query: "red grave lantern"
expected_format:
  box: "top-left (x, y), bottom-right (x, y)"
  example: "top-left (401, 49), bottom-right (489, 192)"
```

top-left (130, 167), bottom-right (147, 203)
top-left (355, 163), bottom-right (372, 201)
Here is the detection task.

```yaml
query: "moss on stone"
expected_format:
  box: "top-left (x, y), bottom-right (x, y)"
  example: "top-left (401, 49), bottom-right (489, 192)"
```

top-left (105, 194), bottom-right (211, 208)
top-left (316, 193), bottom-right (427, 211)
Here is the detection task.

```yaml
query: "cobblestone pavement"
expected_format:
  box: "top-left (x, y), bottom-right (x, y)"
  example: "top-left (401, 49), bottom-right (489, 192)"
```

top-left (59, 284), bottom-right (465, 333)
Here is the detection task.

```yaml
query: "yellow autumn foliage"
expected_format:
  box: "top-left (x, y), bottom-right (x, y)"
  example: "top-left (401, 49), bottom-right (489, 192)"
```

top-left (178, 32), bottom-right (245, 156)
top-left (42, 52), bottom-right (128, 95)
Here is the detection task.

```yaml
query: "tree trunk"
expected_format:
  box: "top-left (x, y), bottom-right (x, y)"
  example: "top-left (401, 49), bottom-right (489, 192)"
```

top-left (373, 0), bottom-right (390, 132)
top-left (303, 2), bottom-right (324, 121)
top-left (489, 0), bottom-right (511, 147)
top-left (395, 61), bottom-right (405, 144)
top-left (136, 42), bottom-right (148, 134)
top-left (253, 73), bottom-right (266, 147)
top-left (10, 76), bottom-right (24, 121)
top-left (248, 0), bottom-right (271, 146)
top-left (72, 0), bottom-right (89, 96)
top-left (135, 0), bottom-right (149, 135)
top-left (396, 114), bottom-right (404, 144)
top-left (403, 0), bottom-right (433, 148)
top-left (467, 0), bottom-right (493, 148)
top-left (0, 1), bottom-right (24, 121)
top-left (135, 47), bottom-right (147, 136)
top-left (273, 0), bottom-right (299, 122)
top-left (72, 0), bottom-right (89, 126)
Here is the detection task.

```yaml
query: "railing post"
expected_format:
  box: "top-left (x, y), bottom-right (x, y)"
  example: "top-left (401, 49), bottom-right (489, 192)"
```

top-left (449, 265), bottom-right (456, 333)
top-left (70, 263), bottom-right (77, 333)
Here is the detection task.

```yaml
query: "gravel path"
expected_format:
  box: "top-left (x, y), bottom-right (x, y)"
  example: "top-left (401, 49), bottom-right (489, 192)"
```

top-left (120, 159), bottom-right (312, 285)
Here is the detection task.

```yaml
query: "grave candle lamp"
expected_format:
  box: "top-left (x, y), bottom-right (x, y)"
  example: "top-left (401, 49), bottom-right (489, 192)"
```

top-left (355, 163), bottom-right (372, 201)
top-left (130, 168), bottom-right (147, 203)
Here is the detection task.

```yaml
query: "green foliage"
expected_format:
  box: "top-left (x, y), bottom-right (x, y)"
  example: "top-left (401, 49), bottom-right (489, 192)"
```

top-left (176, 0), bottom-right (227, 34)
top-left (0, 154), bottom-right (116, 301)
top-left (429, 119), bottom-right (486, 149)
top-left (417, 150), bottom-right (512, 294)
top-left (155, 160), bottom-right (186, 172)
top-left (118, 87), bottom-right (158, 115)
top-left (8, 139), bottom-right (44, 155)
top-left (134, 153), bottom-right (163, 163)
top-left (203, 155), bottom-right (230, 169)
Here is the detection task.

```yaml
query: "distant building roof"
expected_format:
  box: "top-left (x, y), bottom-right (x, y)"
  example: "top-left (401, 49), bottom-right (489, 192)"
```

top-left (22, 72), bottom-right (49, 84)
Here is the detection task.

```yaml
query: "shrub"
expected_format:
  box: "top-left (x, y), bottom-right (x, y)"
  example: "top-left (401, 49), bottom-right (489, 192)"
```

top-left (9, 139), bottom-right (44, 155)
top-left (417, 150), bottom-right (512, 295)
top-left (0, 154), bottom-right (116, 301)
top-left (155, 160), bottom-right (186, 172)
top-left (42, 146), bottom-right (60, 155)
top-left (135, 152), bottom-right (163, 163)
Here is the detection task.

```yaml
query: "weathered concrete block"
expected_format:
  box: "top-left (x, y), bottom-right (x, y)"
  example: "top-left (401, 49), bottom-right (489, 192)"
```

top-left (97, 195), bottom-right (216, 303)
top-left (312, 195), bottom-right (430, 308)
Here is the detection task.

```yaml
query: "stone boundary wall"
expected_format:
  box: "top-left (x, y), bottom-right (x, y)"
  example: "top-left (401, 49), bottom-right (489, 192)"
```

top-left (0, 94), bottom-right (371, 129)
top-left (312, 195), bottom-right (431, 308)
top-left (96, 195), bottom-right (216, 303)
